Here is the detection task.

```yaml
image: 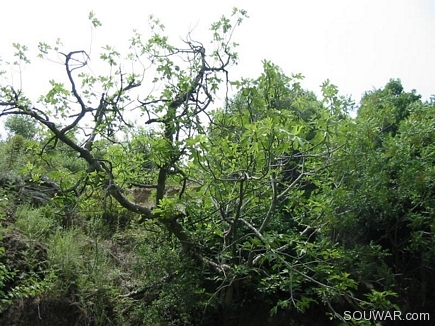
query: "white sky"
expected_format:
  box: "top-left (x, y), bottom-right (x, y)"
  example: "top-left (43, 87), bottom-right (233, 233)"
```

top-left (1, 0), bottom-right (434, 107)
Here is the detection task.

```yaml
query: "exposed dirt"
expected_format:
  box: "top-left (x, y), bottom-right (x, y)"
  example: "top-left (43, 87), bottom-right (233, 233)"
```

top-left (0, 226), bottom-right (86, 326)
top-left (0, 297), bottom-right (88, 326)
top-left (0, 227), bottom-right (47, 291)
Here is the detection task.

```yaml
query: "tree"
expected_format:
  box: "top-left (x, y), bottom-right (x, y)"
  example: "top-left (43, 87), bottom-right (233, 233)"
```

top-left (184, 61), bottom-right (367, 321)
top-left (328, 80), bottom-right (435, 314)
top-left (4, 115), bottom-right (38, 139)
top-left (0, 8), bottom-right (248, 274)
top-left (357, 78), bottom-right (421, 137)
top-left (3, 11), bottom-right (417, 324)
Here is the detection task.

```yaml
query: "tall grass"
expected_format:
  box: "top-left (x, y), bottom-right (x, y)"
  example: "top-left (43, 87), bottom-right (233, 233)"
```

top-left (15, 206), bottom-right (55, 240)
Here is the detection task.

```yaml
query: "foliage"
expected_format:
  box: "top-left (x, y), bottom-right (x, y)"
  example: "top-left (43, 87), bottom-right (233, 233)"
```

top-left (4, 115), bottom-right (38, 140)
top-left (0, 10), bottom-right (434, 326)
top-left (192, 61), bottom-right (360, 316)
top-left (14, 205), bottom-right (56, 240)
top-left (0, 255), bottom-right (49, 313)
top-left (327, 79), bottom-right (435, 315)
top-left (0, 198), bottom-right (51, 313)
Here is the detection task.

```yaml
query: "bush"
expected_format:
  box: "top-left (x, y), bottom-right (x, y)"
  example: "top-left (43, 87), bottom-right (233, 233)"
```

top-left (47, 228), bottom-right (85, 294)
top-left (15, 206), bottom-right (55, 241)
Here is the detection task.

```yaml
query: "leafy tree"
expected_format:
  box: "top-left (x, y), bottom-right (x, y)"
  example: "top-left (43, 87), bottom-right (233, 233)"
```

top-left (184, 61), bottom-right (366, 321)
top-left (4, 115), bottom-right (38, 139)
top-left (4, 10), bottom-right (432, 325)
top-left (0, 7), bottom-right (250, 313)
top-left (328, 80), bottom-right (435, 314)
top-left (358, 78), bottom-right (421, 137)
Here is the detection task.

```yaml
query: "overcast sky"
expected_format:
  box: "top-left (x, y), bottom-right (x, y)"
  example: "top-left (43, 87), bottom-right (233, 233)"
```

top-left (1, 0), bottom-right (434, 107)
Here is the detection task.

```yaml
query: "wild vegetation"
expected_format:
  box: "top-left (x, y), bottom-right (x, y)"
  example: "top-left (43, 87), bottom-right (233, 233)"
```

top-left (0, 10), bottom-right (434, 325)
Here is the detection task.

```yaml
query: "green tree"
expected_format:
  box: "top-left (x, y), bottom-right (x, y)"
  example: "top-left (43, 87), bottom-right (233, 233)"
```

top-left (4, 10), bottom-right (427, 325)
top-left (0, 8), bottom-right (249, 314)
top-left (185, 61), bottom-right (365, 321)
top-left (4, 115), bottom-right (38, 139)
top-left (328, 80), bottom-right (435, 314)
top-left (358, 78), bottom-right (421, 137)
